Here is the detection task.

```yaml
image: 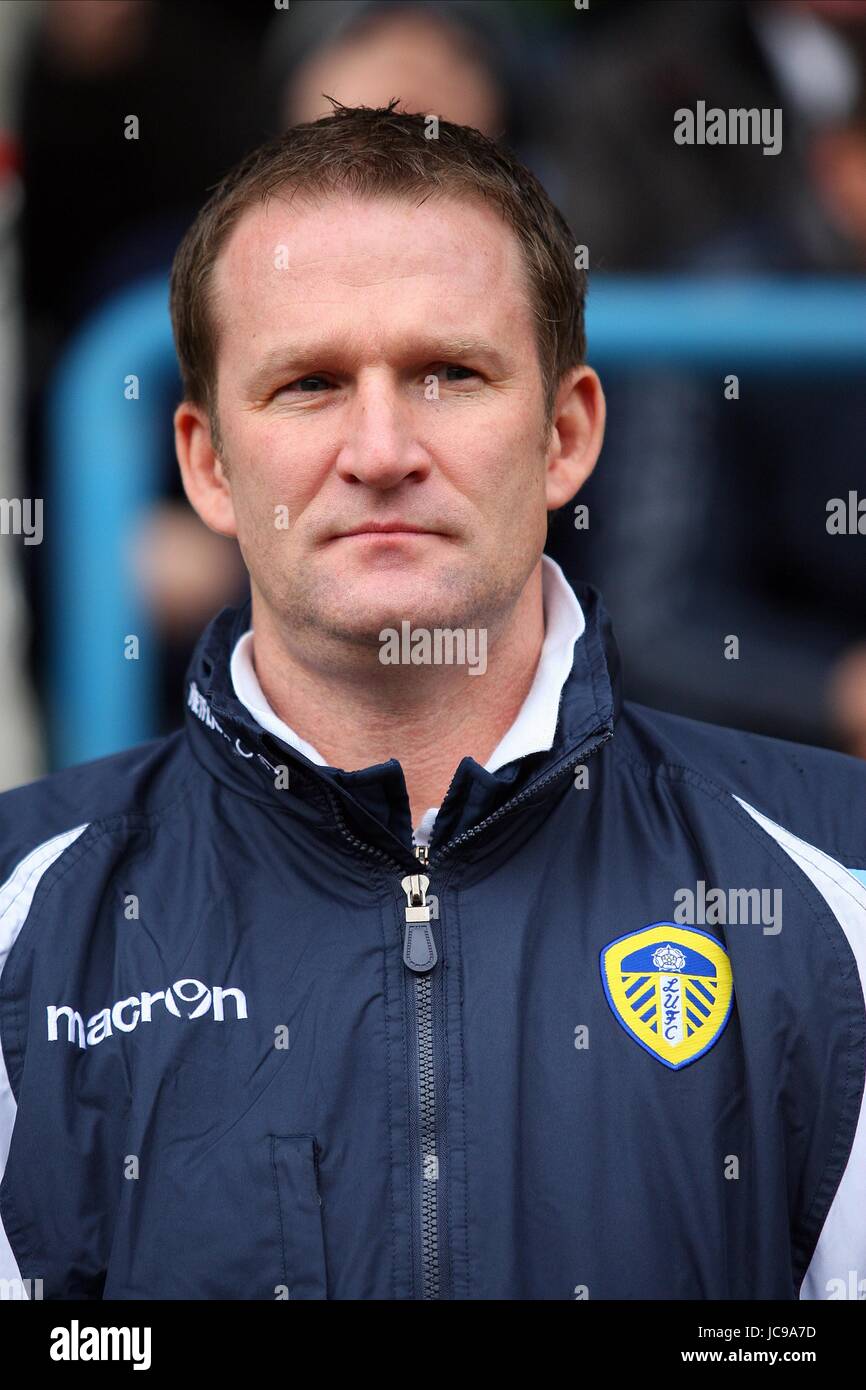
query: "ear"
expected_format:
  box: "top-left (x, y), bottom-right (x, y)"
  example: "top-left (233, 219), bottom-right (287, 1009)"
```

top-left (174, 400), bottom-right (238, 538)
top-left (544, 365), bottom-right (606, 512)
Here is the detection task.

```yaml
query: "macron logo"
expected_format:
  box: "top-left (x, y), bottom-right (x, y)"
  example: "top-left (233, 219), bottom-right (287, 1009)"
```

top-left (46, 977), bottom-right (248, 1050)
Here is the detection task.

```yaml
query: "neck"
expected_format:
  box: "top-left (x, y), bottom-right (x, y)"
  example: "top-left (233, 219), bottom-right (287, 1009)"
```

top-left (248, 564), bottom-right (546, 828)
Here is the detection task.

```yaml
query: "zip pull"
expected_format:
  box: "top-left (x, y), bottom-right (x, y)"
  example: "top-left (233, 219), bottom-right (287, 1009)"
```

top-left (401, 871), bottom-right (438, 972)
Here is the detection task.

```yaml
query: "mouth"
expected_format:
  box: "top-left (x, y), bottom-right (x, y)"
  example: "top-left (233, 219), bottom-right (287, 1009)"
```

top-left (331, 522), bottom-right (444, 540)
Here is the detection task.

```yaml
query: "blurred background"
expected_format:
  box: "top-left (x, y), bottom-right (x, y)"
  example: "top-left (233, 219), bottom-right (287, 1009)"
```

top-left (0, 0), bottom-right (865, 786)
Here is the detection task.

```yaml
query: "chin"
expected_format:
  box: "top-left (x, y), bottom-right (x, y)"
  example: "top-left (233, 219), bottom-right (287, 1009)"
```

top-left (338, 566), bottom-right (448, 613)
top-left (327, 589), bottom-right (459, 646)
top-left (298, 551), bottom-right (483, 642)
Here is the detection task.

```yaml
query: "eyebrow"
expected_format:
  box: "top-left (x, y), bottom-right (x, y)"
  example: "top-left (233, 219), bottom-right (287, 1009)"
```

top-left (243, 335), bottom-right (509, 395)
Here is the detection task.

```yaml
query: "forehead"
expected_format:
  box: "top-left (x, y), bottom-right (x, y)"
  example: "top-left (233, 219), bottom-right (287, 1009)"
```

top-left (209, 190), bottom-right (536, 372)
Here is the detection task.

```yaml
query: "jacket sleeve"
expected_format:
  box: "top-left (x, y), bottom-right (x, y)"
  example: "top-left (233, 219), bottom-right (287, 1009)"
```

top-left (732, 792), bottom-right (866, 1299)
top-left (0, 820), bottom-right (114, 1299)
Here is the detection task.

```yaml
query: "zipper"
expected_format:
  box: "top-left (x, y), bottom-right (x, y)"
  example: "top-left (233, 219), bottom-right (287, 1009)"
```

top-left (320, 724), bottom-right (613, 1300)
top-left (401, 849), bottom-right (440, 1299)
top-left (402, 848), bottom-right (435, 971)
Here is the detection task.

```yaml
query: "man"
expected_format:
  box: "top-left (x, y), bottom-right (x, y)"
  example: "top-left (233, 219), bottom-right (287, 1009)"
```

top-left (1, 103), bottom-right (864, 1301)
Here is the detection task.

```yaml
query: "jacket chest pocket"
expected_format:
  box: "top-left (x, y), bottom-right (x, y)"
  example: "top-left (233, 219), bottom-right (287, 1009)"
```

top-left (270, 1134), bottom-right (328, 1300)
top-left (115, 1060), bottom-right (329, 1300)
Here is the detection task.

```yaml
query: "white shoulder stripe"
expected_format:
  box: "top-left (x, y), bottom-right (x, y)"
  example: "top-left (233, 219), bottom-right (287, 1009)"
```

top-left (733, 796), bottom-right (866, 1301)
top-left (0, 823), bottom-right (90, 943)
top-left (0, 823), bottom-right (89, 1298)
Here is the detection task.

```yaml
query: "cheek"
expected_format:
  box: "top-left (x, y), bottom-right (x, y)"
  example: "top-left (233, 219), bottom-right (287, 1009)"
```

top-left (228, 421), bottom-right (318, 532)
top-left (482, 442), bottom-right (546, 512)
top-left (480, 439), bottom-right (548, 549)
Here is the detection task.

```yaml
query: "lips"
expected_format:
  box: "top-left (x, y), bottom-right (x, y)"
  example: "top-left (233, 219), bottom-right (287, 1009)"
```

top-left (333, 522), bottom-right (439, 538)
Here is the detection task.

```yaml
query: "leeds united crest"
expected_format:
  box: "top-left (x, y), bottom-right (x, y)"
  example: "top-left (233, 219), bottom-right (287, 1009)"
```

top-left (600, 923), bottom-right (734, 1069)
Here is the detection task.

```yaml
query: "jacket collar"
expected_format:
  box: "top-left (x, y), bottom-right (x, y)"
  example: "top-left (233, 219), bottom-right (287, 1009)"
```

top-left (183, 568), bottom-right (622, 870)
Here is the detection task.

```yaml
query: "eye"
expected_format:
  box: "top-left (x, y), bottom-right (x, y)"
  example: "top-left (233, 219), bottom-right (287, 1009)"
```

top-left (276, 374), bottom-right (332, 395)
top-left (429, 363), bottom-right (480, 385)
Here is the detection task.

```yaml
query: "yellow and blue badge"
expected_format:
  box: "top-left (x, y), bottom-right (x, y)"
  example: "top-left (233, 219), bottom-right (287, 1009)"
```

top-left (600, 923), bottom-right (734, 1069)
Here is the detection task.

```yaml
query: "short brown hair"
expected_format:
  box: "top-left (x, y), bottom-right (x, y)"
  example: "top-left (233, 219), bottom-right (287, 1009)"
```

top-left (169, 99), bottom-right (586, 448)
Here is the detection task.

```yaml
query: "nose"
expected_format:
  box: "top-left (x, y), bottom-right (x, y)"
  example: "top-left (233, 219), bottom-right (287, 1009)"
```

top-left (334, 370), bottom-right (432, 489)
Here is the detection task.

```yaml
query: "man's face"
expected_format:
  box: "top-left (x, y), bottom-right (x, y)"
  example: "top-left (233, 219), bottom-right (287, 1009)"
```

top-left (204, 191), bottom-right (570, 655)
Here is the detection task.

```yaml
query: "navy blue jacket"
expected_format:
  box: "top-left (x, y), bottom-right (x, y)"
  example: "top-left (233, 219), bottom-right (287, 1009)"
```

top-left (1, 581), bottom-right (865, 1300)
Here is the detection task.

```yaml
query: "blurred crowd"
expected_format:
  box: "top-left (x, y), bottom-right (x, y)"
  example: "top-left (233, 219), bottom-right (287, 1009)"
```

top-left (0, 0), bottom-right (865, 786)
